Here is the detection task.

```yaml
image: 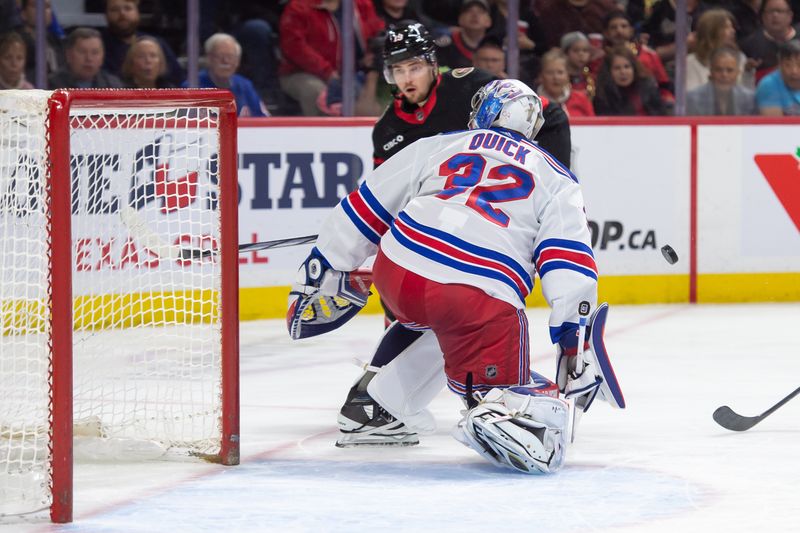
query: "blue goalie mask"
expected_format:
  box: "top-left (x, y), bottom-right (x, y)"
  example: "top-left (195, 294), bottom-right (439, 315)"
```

top-left (468, 79), bottom-right (545, 140)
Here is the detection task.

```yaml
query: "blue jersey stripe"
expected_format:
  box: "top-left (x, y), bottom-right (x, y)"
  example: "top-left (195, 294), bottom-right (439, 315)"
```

top-left (391, 224), bottom-right (528, 303)
top-left (359, 183), bottom-right (394, 227)
top-left (341, 197), bottom-right (381, 244)
top-left (538, 259), bottom-right (598, 280)
top-left (533, 238), bottom-right (594, 263)
top-left (398, 212), bottom-right (533, 291)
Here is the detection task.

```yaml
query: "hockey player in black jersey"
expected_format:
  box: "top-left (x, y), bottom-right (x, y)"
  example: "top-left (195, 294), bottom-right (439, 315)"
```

top-left (334, 21), bottom-right (572, 446)
top-left (372, 20), bottom-right (571, 169)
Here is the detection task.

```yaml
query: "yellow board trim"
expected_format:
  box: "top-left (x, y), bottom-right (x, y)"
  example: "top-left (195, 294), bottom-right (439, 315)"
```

top-left (239, 274), bottom-right (693, 320)
top-left (697, 273), bottom-right (800, 303)
top-left (2, 290), bottom-right (218, 335)
top-left (5, 272), bottom-right (795, 334)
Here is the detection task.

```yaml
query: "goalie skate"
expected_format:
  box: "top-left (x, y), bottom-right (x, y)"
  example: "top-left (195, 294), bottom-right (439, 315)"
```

top-left (336, 371), bottom-right (419, 447)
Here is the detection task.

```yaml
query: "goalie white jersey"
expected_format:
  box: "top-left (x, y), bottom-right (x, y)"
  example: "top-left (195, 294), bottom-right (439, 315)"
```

top-left (316, 127), bottom-right (598, 344)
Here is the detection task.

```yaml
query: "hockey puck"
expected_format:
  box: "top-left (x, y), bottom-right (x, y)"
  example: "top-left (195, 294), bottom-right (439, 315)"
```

top-left (661, 245), bottom-right (679, 265)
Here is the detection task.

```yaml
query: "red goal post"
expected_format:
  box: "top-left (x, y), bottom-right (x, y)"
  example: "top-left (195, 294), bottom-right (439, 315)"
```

top-left (0, 89), bottom-right (240, 524)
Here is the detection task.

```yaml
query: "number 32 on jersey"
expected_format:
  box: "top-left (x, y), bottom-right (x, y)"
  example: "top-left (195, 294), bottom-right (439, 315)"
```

top-left (435, 153), bottom-right (534, 227)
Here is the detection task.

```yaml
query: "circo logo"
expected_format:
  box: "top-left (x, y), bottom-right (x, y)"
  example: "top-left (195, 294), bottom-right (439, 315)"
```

top-left (753, 147), bottom-right (800, 232)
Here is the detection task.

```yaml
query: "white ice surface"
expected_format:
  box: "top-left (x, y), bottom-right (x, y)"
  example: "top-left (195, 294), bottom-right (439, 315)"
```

top-left (2, 303), bottom-right (799, 533)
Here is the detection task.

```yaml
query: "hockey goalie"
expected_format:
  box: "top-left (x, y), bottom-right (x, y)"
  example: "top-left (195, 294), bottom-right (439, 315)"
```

top-left (287, 79), bottom-right (625, 474)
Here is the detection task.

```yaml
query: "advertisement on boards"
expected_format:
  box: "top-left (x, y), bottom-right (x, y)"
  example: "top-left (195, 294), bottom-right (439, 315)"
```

top-left (237, 125), bottom-right (373, 287)
top-left (698, 125), bottom-right (800, 273)
top-left (570, 125), bottom-right (691, 277)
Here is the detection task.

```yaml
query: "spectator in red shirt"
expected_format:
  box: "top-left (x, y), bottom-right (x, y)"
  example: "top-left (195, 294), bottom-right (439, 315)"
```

top-left (592, 10), bottom-right (674, 104)
top-left (279, 0), bottom-right (384, 116)
top-left (538, 48), bottom-right (596, 116)
top-left (594, 44), bottom-right (668, 115)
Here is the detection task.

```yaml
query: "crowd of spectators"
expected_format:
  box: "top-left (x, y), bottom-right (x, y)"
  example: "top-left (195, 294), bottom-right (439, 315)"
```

top-left (1, 0), bottom-right (800, 117)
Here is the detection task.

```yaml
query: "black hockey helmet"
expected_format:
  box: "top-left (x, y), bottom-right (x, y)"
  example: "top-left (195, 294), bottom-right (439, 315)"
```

top-left (382, 20), bottom-right (437, 84)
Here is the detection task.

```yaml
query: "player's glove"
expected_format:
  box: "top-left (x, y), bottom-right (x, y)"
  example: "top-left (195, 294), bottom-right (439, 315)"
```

top-left (286, 248), bottom-right (372, 340)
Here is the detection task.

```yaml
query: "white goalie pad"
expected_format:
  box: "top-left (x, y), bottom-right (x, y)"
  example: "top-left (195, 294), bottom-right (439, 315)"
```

top-left (366, 330), bottom-right (445, 435)
top-left (454, 387), bottom-right (571, 474)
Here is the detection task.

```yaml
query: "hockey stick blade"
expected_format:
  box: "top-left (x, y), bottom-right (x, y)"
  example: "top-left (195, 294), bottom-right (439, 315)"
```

top-left (712, 385), bottom-right (800, 432)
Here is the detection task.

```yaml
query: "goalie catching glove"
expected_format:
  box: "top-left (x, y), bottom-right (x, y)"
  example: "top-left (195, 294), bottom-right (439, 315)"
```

top-left (556, 302), bottom-right (625, 412)
top-left (287, 248), bottom-right (372, 340)
top-left (454, 386), bottom-right (572, 474)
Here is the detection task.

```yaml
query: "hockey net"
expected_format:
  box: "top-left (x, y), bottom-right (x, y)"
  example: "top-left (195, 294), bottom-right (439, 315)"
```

top-left (0, 89), bottom-right (239, 523)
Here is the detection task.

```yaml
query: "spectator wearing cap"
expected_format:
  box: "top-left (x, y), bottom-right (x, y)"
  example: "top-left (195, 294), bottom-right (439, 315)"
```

top-left (48, 27), bottom-right (123, 89)
top-left (756, 39), bottom-right (800, 115)
top-left (278, 0), bottom-right (384, 116)
top-left (186, 33), bottom-right (268, 117)
top-left (741, 0), bottom-right (799, 83)
top-left (100, 0), bottom-right (184, 86)
top-left (538, 48), bottom-right (595, 116)
top-left (534, 0), bottom-right (619, 52)
top-left (562, 31), bottom-right (597, 98)
top-left (473, 35), bottom-right (506, 77)
top-left (687, 46), bottom-right (757, 115)
top-left (436, 0), bottom-right (492, 69)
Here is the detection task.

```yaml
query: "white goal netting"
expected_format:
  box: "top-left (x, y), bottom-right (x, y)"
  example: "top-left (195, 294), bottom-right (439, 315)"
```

top-left (0, 90), bottom-right (233, 518)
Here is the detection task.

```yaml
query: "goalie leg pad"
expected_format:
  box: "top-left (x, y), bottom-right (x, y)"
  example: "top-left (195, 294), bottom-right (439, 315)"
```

top-left (367, 330), bottom-right (445, 435)
top-left (454, 387), bottom-right (571, 474)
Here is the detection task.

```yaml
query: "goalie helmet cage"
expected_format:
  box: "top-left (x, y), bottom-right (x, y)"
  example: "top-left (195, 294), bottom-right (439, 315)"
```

top-left (0, 89), bottom-right (240, 524)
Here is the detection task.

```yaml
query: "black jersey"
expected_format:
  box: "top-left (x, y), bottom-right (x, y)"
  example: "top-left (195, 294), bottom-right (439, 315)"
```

top-left (372, 67), bottom-right (571, 168)
top-left (372, 67), bottom-right (493, 167)
top-left (538, 100), bottom-right (571, 169)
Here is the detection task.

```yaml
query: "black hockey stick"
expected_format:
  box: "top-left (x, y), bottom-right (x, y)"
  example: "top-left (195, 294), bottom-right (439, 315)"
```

top-left (185, 234), bottom-right (319, 259)
top-left (120, 205), bottom-right (318, 259)
top-left (712, 385), bottom-right (800, 432)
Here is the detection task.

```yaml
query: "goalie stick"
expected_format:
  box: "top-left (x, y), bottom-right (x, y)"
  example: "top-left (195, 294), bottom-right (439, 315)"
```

top-left (712, 385), bottom-right (800, 432)
top-left (120, 204), bottom-right (318, 259)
